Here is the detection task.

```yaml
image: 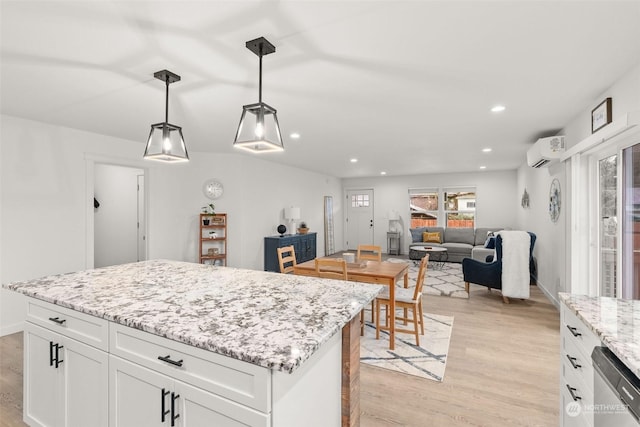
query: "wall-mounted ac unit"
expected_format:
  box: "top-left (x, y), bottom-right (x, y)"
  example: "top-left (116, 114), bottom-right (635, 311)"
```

top-left (527, 136), bottom-right (566, 168)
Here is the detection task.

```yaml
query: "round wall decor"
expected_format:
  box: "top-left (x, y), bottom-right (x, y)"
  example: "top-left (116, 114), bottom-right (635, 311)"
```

top-left (203, 179), bottom-right (224, 200)
top-left (549, 178), bottom-right (561, 222)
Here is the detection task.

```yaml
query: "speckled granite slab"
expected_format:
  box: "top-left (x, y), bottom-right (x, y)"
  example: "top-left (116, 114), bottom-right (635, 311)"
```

top-left (4, 260), bottom-right (383, 373)
top-left (560, 292), bottom-right (640, 378)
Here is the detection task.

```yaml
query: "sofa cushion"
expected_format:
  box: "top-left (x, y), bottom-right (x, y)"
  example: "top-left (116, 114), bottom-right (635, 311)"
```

top-left (410, 227), bottom-right (428, 243)
top-left (474, 227), bottom-right (504, 246)
top-left (422, 231), bottom-right (442, 244)
top-left (444, 227), bottom-right (475, 245)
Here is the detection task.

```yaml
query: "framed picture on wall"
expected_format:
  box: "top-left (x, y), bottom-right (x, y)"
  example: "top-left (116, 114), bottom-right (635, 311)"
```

top-left (592, 97), bottom-right (612, 133)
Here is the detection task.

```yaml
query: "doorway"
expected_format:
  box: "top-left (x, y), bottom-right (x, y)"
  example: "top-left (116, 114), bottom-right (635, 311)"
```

top-left (345, 189), bottom-right (374, 250)
top-left (94, 164), bottom-right (146, 268)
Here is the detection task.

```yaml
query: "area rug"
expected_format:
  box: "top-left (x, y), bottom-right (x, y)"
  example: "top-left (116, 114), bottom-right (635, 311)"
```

top-left (387, 258), bottom-right (469, 299)
top-left (360, 311), bottom-right (454, 382)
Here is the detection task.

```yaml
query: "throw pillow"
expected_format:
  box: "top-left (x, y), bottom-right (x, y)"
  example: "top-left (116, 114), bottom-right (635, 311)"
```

top-left (410, 227), bottom-right (427, 243)
top-left (423, 231), bottom-right (442, 244)
top-left (484, 236), bottom-right (496, 249)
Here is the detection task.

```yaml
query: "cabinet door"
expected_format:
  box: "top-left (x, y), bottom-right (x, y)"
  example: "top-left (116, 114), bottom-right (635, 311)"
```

top-left (63, 336), bottom-right (109, 427)
top-left (174, 380), bottom-right (269, 427)
top-left (24, 323), bottom-right (63, 427)
top-left (110, 355), bottom-right (171, 427)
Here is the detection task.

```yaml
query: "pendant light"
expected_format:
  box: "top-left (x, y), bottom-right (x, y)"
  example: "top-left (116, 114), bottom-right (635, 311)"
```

top-left (143, 69), bottom-right (189, 162)
top-left (233, 37), bottom-right (284, 153)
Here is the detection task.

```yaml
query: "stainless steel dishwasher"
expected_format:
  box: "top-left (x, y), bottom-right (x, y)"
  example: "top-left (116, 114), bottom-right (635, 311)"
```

top-left (592, 346), bottom-right (640, 426)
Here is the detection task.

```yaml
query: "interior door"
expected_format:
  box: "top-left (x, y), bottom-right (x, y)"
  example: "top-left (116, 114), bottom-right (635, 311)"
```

top-left (345, 189), bottom-right (374, 250)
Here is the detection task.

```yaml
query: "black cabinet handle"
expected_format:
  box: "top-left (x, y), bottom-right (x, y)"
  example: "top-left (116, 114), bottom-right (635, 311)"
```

top-left (54, 344), bottom-right (64, 368)
top-left (171, 392), bottom-right (180, 427)
top-left (48, 317), bottom-right (66, 325)
top-left (158, 355), bottom-right (184, 367)
top-left (566, 354), bottom-right (582, 369)
top-left (49, 341), bottom-right (55, 367)
top-left (566, 325), bottom-right (581, 337)
top-left (161, 388), bottom-right (170, 422)
top-left (566, 384), bottom-right (581, 401)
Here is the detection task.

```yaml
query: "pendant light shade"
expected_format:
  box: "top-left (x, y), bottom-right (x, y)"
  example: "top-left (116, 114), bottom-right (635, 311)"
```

top-left (233, 37), bottom-right (284, 153)
top-left (144, 70), bottom-right (189, 162)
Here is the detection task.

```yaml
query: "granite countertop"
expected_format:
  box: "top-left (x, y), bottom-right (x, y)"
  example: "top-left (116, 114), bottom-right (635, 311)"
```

top-left (559, 292), bottom-right (640, 377)
top-left (4, 260), bottom-right (383, 373)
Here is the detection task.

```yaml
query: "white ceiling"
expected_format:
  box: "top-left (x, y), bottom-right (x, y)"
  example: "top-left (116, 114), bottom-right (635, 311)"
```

top-left (2, 1), bottom-right (640, 178)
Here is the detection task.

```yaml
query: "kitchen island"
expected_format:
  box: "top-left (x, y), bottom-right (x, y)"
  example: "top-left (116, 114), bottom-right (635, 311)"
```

top-left (5, 259), bottom-right (382, 427)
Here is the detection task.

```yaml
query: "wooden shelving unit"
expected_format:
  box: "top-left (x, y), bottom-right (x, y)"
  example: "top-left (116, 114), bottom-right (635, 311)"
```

top-left (199, 213), bottom-right (227, 266)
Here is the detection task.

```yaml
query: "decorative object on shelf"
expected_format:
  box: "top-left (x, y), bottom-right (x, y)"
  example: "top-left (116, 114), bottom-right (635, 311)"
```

top-left (284, 206), bottom-right (300, 232)
top-left (298, 221), bottom-right (309, 234)
top-left (143, 69), bottom-right (189, 162)
top-left (202, 203), bottom-right (215, 214)
top-left (208, 231), bottom-right (217, 239)
top-left (549, 179), bottom-right (561, 222)
top-left (388, 210), bottom-right (400, 232)
top-left (203, 179), bottom-right (224, 199)
top-left (211, 216), bottom-right (225, 224)
top-left (521, 188), bottom-right (530, 209)
top-left (592, 97), bottom-right (612, 133)
top-left (202, 218), bottom-right (210, 226)
top-left (233, 36), bottom-right (284, 153)
top-left (277, 224), bottom-right (287, 236)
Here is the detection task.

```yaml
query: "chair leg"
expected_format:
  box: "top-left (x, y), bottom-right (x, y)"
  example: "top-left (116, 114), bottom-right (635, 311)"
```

top-left (375, 301), bottom-right (381, 340)
top-left (502, 296), bottom-right (510, 304)
top-left (465, 281), bottom-right (469, 293)
top-left (360, 310), bottom-right (365, 336)
top-left (413, 307), bottom-right (420, 346)
top-left (371, 301), bottom-right (375, 323)
top-left (418, 301), bottom-right (424, 335)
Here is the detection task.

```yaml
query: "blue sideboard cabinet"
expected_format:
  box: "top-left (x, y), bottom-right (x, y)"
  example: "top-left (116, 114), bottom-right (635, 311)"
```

top-left (264, 233), bottom-right (317, 272)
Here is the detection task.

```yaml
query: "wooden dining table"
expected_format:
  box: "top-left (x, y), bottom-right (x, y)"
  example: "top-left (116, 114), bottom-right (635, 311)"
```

top-left (294, 258), bottom-right (410, 350)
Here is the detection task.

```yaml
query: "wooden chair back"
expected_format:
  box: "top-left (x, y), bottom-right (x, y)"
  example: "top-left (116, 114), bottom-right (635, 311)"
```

top-left (277, 245), bottom-right (297, 274)
top-left (315, 258), bottom-right (348, 280)
top-left (413, 255), bottom-right (429, 300)
top-left (357, 244), bottom-right (382, 262)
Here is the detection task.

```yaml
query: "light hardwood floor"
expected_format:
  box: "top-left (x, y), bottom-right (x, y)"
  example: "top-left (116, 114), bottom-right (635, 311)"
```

top-left (0, 283), bottom-right (559, 427)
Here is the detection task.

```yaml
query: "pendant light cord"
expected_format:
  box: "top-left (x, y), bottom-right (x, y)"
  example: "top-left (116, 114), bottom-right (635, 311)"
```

top-left (258, 42), bottom-right (263, 104)
top-left (165, 75), bottom-right (170, 123)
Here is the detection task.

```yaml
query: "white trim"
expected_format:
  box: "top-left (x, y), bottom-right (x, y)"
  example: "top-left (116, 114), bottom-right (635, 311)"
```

top-left (1, 321), bottom-right (24, 337)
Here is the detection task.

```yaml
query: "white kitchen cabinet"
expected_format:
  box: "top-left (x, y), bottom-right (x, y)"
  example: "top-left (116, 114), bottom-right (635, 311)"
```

top-left (109, 355), bottom-right (269, 427)
top-left (24, 322), bottom-right (109, 427)
top-left (560, 302), bottom-right (601, 427)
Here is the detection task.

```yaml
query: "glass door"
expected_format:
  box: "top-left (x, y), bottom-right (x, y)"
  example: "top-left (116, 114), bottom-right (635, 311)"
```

top-left (622, 143), bottom-right (640, 299)
top-left (599, 154), bottom-right (618, 297)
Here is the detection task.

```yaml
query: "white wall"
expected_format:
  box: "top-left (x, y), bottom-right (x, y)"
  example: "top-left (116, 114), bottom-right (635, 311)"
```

top-left (517, 61), bottom-right (640, 305)
top-left (94, 164), bottom-right (143, 268)
top-left (342, 170), bottom-right (518, 253)
top-left (0, 114), bottom-right (343, 334)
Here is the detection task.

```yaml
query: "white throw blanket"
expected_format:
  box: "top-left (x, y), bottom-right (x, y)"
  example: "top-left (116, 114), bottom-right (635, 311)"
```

top-left (498, 231), bottom-right (531, 299)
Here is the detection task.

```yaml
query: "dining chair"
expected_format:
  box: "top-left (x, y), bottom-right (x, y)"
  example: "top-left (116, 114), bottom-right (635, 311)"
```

top-left (314, 258), bottom-right (366, 335)
top-left (357, 244), bottom-right (382, 321)
top-left (375, 254), bottom-right (428, 346)
top-left (277, 245), bottom-right (297, 274)
top-left (357, 244), bottom-right (382, 262)
top-left (315, 257), bottom-right (348, 280)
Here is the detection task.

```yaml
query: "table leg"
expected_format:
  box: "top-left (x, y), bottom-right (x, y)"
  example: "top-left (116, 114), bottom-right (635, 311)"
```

top-left (388, 280), bottom-right (395, 350)
top-left (341, 316), bottom-right (360, 427)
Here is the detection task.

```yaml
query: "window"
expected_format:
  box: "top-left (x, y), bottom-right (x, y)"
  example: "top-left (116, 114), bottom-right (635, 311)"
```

top-left (351, 193), bottom-right (370, 208)
top-left (409, 189), bottom-right (438, 227)
top-left (444, 188), bottom-right (476, 228)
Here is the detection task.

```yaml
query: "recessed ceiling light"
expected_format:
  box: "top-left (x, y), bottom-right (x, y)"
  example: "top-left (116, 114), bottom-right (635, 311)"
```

top-left (290, 132), bottom-right (300, 139)
top-left (491, 105), bottom-right (506, 113)
top-left (482, 148), bottom-right (492, 153)
top-left (350, 158), bottom-right (358, 163)
top-left (380, 171), bottom-right (387, 175)
top-left (479, 166), bottom-right (487, 169)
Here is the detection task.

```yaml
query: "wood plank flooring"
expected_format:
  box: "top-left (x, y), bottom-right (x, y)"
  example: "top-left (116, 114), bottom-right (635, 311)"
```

top-left (0, 282), bottom-right (559, 427)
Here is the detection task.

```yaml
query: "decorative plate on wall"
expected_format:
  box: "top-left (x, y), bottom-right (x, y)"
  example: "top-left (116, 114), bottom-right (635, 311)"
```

top-left (549, 179), bottom-right (561, 222)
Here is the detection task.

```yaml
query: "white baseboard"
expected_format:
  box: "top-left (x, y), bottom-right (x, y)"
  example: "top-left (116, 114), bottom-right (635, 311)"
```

top-left (1, 321), bottom-right (24, 337)
top-left (535, 279), bottom-right (559, 310)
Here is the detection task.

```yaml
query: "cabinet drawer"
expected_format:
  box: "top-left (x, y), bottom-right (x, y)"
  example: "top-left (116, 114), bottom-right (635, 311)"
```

top-left (26, 299), bottom-right (109, 351)
top-left (110, 323), bottom-right (271, 413)
top-left (561, 379), bottom-right (593, 427)
top-left (562, 305), bottom-right (600, 359)
top-left (562, 352), bottom-right (594, 410)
